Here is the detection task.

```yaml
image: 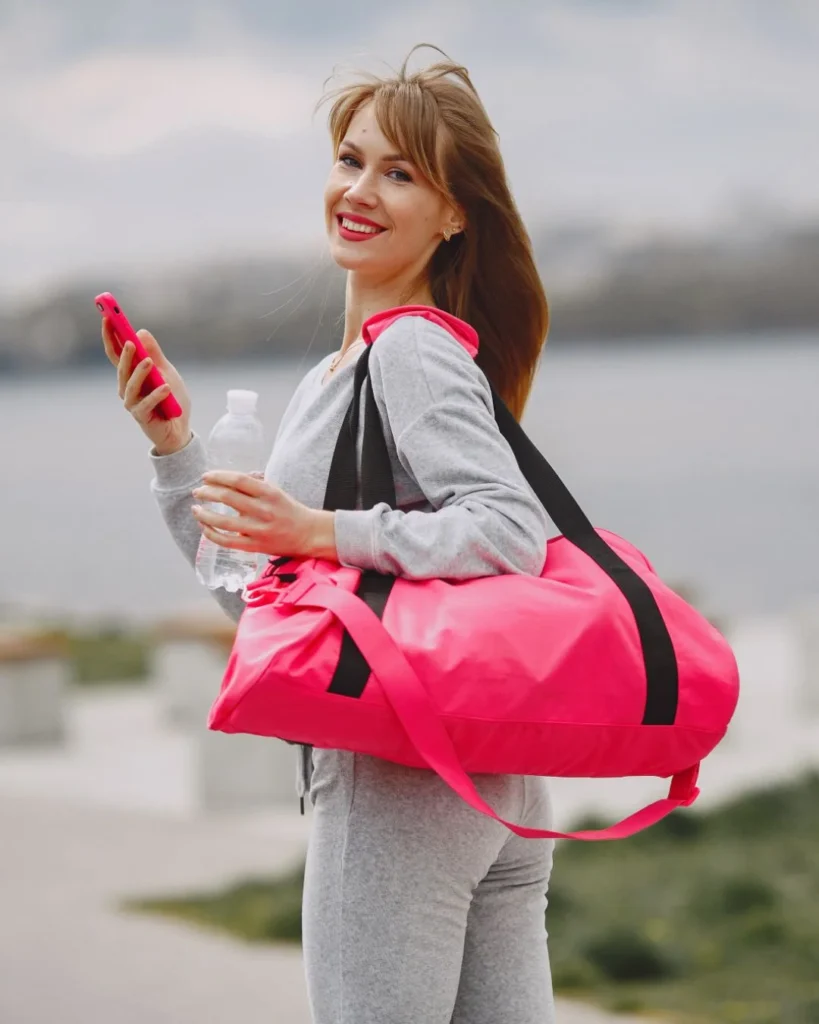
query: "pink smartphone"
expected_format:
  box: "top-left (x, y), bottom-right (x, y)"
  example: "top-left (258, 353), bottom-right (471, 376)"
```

top-left (94, 291), bottom-right (183, 420)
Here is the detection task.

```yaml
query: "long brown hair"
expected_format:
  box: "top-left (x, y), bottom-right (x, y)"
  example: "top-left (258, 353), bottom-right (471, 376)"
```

top-left (319, 45), bottom-right (549, 421)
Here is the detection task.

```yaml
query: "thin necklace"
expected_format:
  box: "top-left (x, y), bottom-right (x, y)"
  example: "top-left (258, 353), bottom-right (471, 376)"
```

top-left (327, 338), bottom-right (365, 376)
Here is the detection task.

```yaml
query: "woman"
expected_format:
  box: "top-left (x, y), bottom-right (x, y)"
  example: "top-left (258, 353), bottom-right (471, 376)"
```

top-left (103, 46), bottom-right (556, 1024)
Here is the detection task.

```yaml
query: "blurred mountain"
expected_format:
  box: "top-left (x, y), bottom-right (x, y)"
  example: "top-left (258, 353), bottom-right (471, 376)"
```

top-left (539, 220), bottom-right (819, 339)
top-left (1, 219), bottom-right (817, 374)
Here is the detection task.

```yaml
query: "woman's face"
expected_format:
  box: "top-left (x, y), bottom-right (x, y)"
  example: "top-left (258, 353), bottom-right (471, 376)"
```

top-left (324, 101), bottom-right (459, 284)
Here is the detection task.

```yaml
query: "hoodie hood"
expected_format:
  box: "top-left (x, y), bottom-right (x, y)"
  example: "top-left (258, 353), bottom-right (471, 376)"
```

top-left (361, 305), bottom-right (479, 360)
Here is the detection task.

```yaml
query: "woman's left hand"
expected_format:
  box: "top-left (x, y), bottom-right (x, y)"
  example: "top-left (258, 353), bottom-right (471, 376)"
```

top-left (192, 471), bottom-right (337, 561)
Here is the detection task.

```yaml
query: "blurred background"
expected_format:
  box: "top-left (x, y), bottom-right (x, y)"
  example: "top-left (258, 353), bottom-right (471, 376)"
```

top-left (1, 2), bottom-right (818, 1022)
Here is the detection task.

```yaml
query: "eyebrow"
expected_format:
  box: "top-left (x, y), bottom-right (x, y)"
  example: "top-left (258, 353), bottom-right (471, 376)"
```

top-left (340, 139), bottom-right (410, 164)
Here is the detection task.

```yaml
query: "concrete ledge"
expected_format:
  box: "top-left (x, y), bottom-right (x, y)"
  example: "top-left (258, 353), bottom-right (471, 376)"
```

top-left (195, 731), bottom-right (298, 812)
top-left (150, 614), bottom-right (237, 728)
top-left (148, 614), bottom-right (297, 811)
top-left (0, 629), bottom-right (69, 747)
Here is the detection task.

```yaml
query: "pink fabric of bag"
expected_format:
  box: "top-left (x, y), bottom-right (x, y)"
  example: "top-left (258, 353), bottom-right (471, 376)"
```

top-left (209, 307), bottom-right (740, 841)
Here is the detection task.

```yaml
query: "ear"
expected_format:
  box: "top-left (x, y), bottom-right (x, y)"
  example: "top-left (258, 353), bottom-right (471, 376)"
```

top-left (442, 215), bottom-right (466, 242)
top-left (442, 198), bottom-right (466, 240)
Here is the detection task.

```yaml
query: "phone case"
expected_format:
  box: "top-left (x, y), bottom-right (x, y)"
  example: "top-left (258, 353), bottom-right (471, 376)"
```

top-left (94, 291), bottom-right (183, 420)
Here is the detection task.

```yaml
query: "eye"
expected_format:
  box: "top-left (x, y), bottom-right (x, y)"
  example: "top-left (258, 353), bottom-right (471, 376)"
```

top-left (388, 168), bottom-right (412, 183)
top-left (339, 154), bottom-right (361, 169)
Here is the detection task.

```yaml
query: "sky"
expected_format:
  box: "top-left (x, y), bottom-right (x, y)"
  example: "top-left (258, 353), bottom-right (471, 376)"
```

top-left (1, 0), bottom-right (818, 302)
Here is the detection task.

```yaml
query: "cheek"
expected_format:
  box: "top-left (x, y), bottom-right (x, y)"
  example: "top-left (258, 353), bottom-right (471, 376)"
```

top-left (392, 196), bottom-right (439, 245)
top-left (388, 192), bottom-right (421, 230)
top-left (323, 174), bottom-right (344, 221)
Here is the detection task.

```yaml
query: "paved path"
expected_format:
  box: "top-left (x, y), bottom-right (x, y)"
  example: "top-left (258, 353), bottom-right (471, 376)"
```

top-left (0, 794), bottom-right (649, 1024)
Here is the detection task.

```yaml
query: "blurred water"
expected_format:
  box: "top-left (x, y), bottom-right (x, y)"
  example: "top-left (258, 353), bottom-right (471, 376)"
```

top-left (2, 333), bottom-right (817, 625)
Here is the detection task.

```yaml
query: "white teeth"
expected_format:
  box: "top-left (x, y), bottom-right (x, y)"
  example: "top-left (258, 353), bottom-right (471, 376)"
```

top-left (340, 217), bottom-right (382, 234)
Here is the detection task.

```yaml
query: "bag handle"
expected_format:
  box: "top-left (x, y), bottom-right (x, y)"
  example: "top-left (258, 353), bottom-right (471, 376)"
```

top-left (287, 578), bottom-right (700, 840)
top-left (324, 342), bottom-right (679, 728)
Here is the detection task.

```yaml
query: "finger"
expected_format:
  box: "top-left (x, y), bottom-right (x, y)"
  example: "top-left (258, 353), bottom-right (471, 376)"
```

top-left (116, 342), bottom-right (136, 398)
top-left (132, 383), bottom-right (172, 422)
top-left (123, 356), bottom-right (155, 409)
top-left (194, 505), bottom-right (263, 536)
top-left (101, 318), bottom-right (120, 366)
top-left (135, 329), bottom-right (169, 369)
top-left (192, 484), bottom-right (261, 516)
top-left (201, 470), bottom-right (270, 498)
top-left (201, 524), bottom-right (257, 552)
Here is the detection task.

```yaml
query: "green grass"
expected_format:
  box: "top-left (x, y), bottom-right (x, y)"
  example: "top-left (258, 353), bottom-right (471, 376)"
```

top-left (126, 774), bottom-right (819, 1023)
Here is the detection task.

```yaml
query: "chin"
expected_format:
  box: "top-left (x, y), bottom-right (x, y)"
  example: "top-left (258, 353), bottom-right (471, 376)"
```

top-left (327, 237), bottom-right (382, 273)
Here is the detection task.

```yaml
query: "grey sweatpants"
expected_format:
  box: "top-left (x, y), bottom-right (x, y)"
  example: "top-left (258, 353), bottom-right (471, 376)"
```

top-left (302, 748), bottom-right (556, 1024)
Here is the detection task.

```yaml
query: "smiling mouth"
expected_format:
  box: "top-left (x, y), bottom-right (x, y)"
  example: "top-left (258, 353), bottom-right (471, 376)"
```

top-left (337, 215), bottom-right (386, 236)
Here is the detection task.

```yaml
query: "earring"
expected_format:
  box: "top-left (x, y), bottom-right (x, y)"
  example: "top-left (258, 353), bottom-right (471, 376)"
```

top-left (443, 228), bottom-right (453, 242)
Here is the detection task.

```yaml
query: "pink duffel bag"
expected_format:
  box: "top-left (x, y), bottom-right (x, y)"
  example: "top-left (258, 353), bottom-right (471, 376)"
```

top-left (209, 308), bottom-right (740, 841)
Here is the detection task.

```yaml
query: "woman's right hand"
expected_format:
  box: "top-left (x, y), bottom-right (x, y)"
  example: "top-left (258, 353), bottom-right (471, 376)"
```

top-left (102, 317), bottom-right (193, 456)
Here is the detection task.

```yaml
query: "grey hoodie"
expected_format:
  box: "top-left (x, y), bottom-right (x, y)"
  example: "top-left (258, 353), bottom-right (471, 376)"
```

top-left (149, 312), bottom-right (549, 804)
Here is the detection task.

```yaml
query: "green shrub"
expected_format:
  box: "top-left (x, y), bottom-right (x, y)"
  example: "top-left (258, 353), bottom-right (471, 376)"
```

top-left (794, 997), bottom-right (819, 1023)
top-left (605, 993), bottom-right (648, 1015)
top-left (691, 875), bottom-right (779, 922)
top-left (67, 626), bottom-right (153, 684)
top-left (544, 882), bottom-right (576, 919)
top-left (733, 908), bottom-right (787, 948)
top-left (717, 787), bottom-right (793, 836)
top-left (550, 958), bottom-right (601, 991)
top-left (715, 773), bottom-right (819, 838)
top-left (638, 807), bottom-right (707, 843)
top-left (582, 926), bottom-right (679, 983)
top-left (719, 877), bottom-right (779, 916)
top-left (125, 864), bottom-right (305, 944)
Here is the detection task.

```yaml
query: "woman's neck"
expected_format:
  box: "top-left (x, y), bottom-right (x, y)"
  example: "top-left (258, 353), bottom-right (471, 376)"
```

top-left (341, 272), bottom-right (435, 349)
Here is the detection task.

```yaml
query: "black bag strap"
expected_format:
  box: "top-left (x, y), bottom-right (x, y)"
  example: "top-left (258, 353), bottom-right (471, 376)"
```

top-left (322, 348), bottom-right (398, 698)
top-left (323, 345), bottom-right (396, 511)
top-left (323, 343), bottom-right (679, 726)
top-left (488, 390), bottom-right (679, 725)
top-left (322, 351), bottom-right (370, 511)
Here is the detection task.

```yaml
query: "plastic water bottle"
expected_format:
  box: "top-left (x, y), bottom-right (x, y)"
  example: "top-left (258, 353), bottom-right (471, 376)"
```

top-left (195, 389), bottom-right (266, 593)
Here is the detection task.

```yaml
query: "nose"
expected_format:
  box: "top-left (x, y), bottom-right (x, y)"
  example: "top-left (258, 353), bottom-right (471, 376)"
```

top-left (344, 167), bottom-right (379, 208)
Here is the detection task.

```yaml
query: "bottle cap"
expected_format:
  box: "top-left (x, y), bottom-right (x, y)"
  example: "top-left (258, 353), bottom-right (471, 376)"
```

top-left (226, 389), bottom-right (259, 415)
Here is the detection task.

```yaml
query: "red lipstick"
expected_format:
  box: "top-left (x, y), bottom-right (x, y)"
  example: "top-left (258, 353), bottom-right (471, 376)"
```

top-left (336, 212), bottom-right (386, 241)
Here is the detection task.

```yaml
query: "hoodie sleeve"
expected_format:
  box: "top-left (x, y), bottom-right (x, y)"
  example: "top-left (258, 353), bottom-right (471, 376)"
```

top-left (148, 432), bottom-right (247, 623)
